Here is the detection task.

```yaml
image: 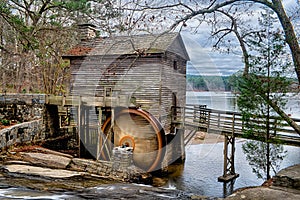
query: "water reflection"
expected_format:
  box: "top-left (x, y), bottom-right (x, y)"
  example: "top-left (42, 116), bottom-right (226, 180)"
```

top-left (222, 180), bottom-right (236, 198)
top-left (242, 141), bottom-right (287, 180)
top-left (157, 139), bottom-right (299, 198)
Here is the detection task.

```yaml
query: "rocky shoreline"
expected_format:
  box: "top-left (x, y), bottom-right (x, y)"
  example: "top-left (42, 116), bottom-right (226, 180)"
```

top-left (0, 145), bottom-right (299, 199)
top-left (0, 146), bottom-right (153, 190)
top-left (224, 164), bottom-right (300, 200)
top-left (0, 146), bottom-right (206, 199)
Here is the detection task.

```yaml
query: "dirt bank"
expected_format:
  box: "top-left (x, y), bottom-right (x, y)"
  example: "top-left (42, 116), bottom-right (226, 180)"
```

top-left (188, 131), bottom-right (225, 145)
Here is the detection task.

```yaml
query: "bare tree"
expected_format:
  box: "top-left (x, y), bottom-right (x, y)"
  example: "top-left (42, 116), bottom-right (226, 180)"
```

top-left (123, 0), bottom-right (299, 83)
top-left (116, 0), bottom-right (300, 134)
top-left (0, 0), bottom-right (119, 94)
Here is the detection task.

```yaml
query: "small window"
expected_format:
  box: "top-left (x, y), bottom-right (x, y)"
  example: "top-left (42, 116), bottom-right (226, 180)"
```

top-left (105, 87), bottom-right (112, 97)
top-left (173, 60), bottom-right (178, 70)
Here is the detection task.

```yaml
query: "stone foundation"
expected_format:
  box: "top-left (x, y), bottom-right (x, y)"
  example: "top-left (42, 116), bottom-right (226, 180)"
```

top-left (67, 146), bottom-right (151, 184)
top-left (164, 128), bottom-right (185, 167)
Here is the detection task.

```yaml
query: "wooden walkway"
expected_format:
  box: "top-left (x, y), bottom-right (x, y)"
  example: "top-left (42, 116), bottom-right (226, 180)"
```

top-left (171, 104), bottom-right (300, 146)
top-left (2, 94), bottom-right (299, 145)
top-left (44, 96), bottom-right (300, 146)
top-left (171, 104), bottom-right (300, 182)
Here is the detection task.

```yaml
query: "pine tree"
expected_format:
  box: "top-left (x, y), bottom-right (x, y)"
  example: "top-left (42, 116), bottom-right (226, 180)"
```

top-left (238, 10), bottom-right (292, 180)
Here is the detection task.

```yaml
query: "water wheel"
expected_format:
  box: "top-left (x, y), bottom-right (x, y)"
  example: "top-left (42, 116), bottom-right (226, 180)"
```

top-left (100, 108), bottom-right (166, 172)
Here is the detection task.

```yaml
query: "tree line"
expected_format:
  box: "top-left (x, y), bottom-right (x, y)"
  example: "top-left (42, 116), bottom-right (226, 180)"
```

top-left (187, 74), bottom-right (298, 92)
top-left (187, 75), bottom-right (232, 91)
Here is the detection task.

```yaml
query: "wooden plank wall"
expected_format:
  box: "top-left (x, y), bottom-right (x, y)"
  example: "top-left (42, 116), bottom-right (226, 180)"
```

top-left (161, 52), bottom-right (187, 133)
top-left (69, 52), bottom-right (187, 134)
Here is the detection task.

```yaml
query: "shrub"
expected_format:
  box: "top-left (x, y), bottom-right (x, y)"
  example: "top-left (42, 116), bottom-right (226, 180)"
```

top-left (1, 119), bottom-right (11, 126)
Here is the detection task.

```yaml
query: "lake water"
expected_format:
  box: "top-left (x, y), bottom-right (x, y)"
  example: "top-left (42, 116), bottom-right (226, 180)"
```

top-left (187, 91), bottom-right (300, 118)
top-left (0, 91), bottom-right (299, 199)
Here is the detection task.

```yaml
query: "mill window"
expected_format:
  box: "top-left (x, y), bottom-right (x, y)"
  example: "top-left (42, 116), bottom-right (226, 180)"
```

top-left (173, 60), bottom-right (178, 70)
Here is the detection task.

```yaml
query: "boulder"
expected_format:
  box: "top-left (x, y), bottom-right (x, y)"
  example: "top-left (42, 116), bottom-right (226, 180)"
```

top-left (3, 164), bottom-right (86, 178)
top-left (273, 164), bottom-right (300, 189)
top-left (19, 152), bottom-right (71, 169)
top-left (225, 186), bottom-right (300, 200)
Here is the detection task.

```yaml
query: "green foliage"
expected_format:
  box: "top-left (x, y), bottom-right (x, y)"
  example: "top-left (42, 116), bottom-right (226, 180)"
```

top-left (238, 10), bottom-right (293, 135)
top-left (186, 75), bottom-right (232, 91)
top-left (1, 119), bottom-right (11, 126)
top-left (237, 10), bottom-right (294, 180)
top-left (63, 0), bottom-right (90, 11)
top-left (242, 141), bottom-right (287, 180)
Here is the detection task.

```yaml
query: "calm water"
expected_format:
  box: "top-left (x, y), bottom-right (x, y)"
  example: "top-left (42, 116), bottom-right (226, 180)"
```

top-left (187, 91), bottom-right (300, 118)
top-left (170, 140), bottom-right (300, 197)
top-left (0, 91), bottom-right (299, 199)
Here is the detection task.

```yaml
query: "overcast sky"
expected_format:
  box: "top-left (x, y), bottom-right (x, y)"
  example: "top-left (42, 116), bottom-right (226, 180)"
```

top-left (182, 33), bottom-right (243, 76)
top-left (180, 0), bottom-right (299, 77)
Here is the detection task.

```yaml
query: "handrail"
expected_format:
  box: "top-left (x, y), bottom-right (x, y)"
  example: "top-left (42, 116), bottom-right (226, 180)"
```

top-left (171, 105), bottom-right (300, 145)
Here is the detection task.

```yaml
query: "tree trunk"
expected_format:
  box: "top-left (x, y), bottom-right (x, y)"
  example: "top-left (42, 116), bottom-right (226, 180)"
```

top-left (259, 92), bottom-right (300, 135)
top-left (272, 0), bottom-right (300, 84)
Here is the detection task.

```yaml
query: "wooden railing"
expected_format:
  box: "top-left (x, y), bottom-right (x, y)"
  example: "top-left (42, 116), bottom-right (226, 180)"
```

top-left (171, 105), bottom-right (300, 146)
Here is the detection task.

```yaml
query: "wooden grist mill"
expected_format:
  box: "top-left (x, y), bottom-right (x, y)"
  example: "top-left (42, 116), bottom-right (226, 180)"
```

top-left (62, 24), bottom-right (189, 172)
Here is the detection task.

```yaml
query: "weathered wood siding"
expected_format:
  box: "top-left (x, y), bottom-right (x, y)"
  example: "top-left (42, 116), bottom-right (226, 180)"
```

top-left (69, 52), bottom-right (186, 134)
top-left (160, 52), bottom-right (187, 133)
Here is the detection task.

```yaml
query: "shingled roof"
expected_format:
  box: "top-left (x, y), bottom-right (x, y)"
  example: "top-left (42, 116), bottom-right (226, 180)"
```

top-left (64, 32), bottom-right (190, 61)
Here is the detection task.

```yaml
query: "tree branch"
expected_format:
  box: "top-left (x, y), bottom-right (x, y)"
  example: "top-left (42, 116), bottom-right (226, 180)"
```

top-left (170, 0), bottom-right (240, 30)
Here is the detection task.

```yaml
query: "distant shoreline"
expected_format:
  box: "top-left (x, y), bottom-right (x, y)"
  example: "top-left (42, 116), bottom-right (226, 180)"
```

top-left (186, 89), bottom-right (231, 92)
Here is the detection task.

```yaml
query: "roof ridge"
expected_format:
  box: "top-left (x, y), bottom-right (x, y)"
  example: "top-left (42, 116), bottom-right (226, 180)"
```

top-left (63, 32), bottom-right (188, 60)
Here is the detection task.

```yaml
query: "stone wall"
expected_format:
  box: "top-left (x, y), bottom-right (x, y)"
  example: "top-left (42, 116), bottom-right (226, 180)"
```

top-left (67, 146), bottom-right (151, 183)
top-left (0, 94), bottom-right (45, 105)
top-left (0, 94), bottom-right (44, 122)
top-left (0, 119), bottom-right (44, 151)
top-left (0, 104), bottom-right (43, 123)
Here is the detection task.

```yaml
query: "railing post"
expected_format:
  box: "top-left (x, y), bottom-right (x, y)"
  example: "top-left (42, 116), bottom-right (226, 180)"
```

top-left (199, 105), bottom-right (206, 123)
top-left (232, 114), bottom-right (235, 134)
top-left (273, 118), bottom-right (277, 136)
top-left (97, 108), bottom-right (103, 160)
top-left (193, 105), bottom-right (197, 122)
top-left (207, 111), bottom-right (211, 130)
top-left (218, 112), bottom-right (221, 128)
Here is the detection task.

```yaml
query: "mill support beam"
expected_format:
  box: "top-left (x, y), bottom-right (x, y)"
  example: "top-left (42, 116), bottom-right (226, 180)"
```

top-left (218, 132), bottom-right (239, 182)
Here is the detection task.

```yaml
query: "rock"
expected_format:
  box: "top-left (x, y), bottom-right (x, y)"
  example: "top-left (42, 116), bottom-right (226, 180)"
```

top-left (19, 152), bottom-right (71, 169)
top-left (4, 160), bottom-right (31, 165)
top-left (225, 164), bottom-right (300, 200)
top-left (273, 164), bottom-right (300, 189)
top-left (190, 194), bottom-right (220, 199)
top-left (225, 186), bottom-right (300, 200)
top-left (33, 147), bottom-right (74, 159)
top-left (68, 158), bottom-right (153, 184)
top-left (3, 147), bottom-right (153, 185)
top-left (3, 164), bottom-right (86, 178)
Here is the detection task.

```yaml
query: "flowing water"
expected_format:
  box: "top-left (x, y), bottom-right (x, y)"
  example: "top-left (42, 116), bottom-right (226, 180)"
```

top-left (0, 91), bottom-right (299, 199)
